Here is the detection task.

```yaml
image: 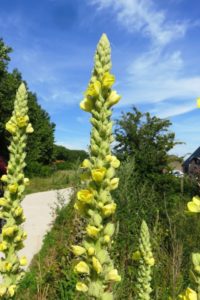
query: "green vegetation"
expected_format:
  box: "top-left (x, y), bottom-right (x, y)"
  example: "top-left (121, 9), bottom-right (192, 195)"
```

top-left (26, 170), bottom-right (75, 194)
top-left (0, 34), bottom-right (200, 299)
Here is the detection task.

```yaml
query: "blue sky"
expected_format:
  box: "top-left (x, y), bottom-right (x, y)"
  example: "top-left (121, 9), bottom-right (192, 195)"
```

top-left (1, 0), bottom-right (200, 157)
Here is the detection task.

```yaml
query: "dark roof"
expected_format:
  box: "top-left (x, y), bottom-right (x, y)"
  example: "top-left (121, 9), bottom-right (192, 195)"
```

top-left (183, 146), bottom-right (200, 167)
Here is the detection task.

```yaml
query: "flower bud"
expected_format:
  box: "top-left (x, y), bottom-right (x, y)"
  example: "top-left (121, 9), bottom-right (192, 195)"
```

top-left (8, 285), bottom-right (16, 297)
top-left (104, 235), bottom-right (110, 243)
top-left (107, 90), bottom-right (121, 107)
top-left (102, 203), bottom-right (116, 217)
top-left (26, 123), bottom-right (34, 133)
top-left (92, 257), bottom-right (103, 274)
top-left (20, 256), bottom-right (27, 266)
top-left (107, 269), bottom-right (121, 282)
top-left (76, 282), bottom-right (88, 293)
top-left (80, 98), bottom-right (93, 113)
top-left (88, 247), bottom-right (95, 256)
top-left (74, 261), bottom-right (90, 274)
top-left (71, 245), bottom-right (86, 256)
top-left (1, 175), bottom-right (8, 182)
top-left (8, 183), bottom-right (18, 194)
top-left (109, 178), bottom-right (119, 190)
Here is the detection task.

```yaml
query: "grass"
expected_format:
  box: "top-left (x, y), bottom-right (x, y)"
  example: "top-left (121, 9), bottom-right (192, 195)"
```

top-left (26, 170), bottom-right (75, 194)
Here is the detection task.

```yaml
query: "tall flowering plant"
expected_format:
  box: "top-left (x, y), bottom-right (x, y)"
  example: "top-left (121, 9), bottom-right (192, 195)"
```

top-left (72, 34), bottom-right (121, 300)
top-left (132, 220), bottom-right (155, 300)
top-left (0, 83), bottom-right (33, 298)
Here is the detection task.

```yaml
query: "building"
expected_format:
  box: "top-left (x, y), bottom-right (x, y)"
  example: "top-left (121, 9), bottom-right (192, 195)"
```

top-left (182, 147), bottom-right (200, 175)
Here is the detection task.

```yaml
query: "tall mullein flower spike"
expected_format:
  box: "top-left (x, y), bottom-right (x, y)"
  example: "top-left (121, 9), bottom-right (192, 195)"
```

top-left (133, 220), bottom-right (154, 300)
top-left (0, 83), bottom-right (33, 299)
top-left (73, 34), bottom-right (121, 300)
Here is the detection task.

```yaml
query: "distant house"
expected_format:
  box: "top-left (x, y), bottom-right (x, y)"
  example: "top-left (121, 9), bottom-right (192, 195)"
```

top-left (182, 147), bottom-right (200, 175)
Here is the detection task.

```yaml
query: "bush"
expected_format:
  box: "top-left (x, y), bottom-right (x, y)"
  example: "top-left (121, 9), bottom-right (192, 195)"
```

top-left (26, 161), bottom-right (54, 178)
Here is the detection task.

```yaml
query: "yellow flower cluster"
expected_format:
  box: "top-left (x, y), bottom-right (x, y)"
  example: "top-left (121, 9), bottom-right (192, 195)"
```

top-left (0, 83), bottom-right (33, 298)
top-left (72, 34), bottom-right (121, 299)
top-left (80, 72), bottom-right (120, 114)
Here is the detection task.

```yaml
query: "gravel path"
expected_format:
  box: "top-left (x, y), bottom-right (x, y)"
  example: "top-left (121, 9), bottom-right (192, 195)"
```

top-left (18, 188), bottom-right (73, 267)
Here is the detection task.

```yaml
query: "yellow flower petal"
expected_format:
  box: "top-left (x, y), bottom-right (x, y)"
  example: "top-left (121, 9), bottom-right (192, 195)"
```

top-left (102, 72), bottom-right (115, 88)
top-left (5, 122), bottom-right (17, 134)
top-left (192, 196), bottom-right (200, 205)
top-left (2, 226), bottom-right (17, 237)
top-left (0, 198), bottom-right (9, 207)
top-left (187, 201), bottom-right (200, 213)
top-left (91, 168), bottom-right (106, 182)
top-left (77, 190), bottom-right (94, 204)
top-left (86, 81), bottom-right (101, 97)
top-left (0, 241), bottom-right (8, 251)
top-left (178, 287), bottom-right (197, 300)
top-left (86, 225), bottom-right (101, 237)
top-left (16, 115), bottom-right (29, 128)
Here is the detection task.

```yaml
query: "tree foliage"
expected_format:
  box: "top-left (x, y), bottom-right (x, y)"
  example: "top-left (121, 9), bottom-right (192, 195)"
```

top-left (53, 144), bottom-right (88, 162)
top-left (114, 107), bottom-right (179, 183)
top-left (0, 39), bottom-right (55, 169)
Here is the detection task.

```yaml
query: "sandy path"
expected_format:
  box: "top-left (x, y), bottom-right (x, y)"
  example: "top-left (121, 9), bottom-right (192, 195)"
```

top-left (18, 188), bottom-right (73, 267)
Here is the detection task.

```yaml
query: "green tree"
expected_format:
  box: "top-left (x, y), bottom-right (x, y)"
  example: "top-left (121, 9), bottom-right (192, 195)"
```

top-left (114, 106), bottom-right (179, 183)
top-left (53, 145), bottom-right (88, 162)
top-left (0, 38), bottom-right (55, 169)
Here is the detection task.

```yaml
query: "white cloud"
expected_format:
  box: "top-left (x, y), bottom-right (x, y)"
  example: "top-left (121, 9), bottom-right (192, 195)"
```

top-left (150, 101), bottom-right (195, 119)
top-left (89, 0), bottom-right (189, 46)
top-left (118, 49), bottom-right (200, 112)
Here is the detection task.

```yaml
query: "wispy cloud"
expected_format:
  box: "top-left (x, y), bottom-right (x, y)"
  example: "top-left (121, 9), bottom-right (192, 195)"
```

top-left (150, 100), bottom-right (196, 119)
top-left (119, 49), bottom-right (200, 115)
top-left (89, 0), bottom-right (189, 46)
